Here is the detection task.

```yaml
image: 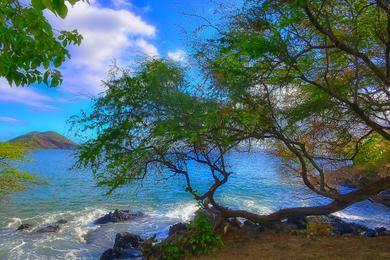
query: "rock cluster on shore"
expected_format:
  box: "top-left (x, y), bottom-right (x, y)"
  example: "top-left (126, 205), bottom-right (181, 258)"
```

top-left (100, 232), bottom-right (145, 260)
top-left (97, 208), bottom-right (390, 259)
top-left (14, 208), bottom-right (390, 259)
top-left (94, 209), bottom-right (144, 225)
top-left (16, 219), bottom-right (68, 234)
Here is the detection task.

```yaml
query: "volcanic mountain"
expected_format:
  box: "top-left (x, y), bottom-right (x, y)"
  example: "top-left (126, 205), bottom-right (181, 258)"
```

top-left (9, 131), bottom-right (78, 149)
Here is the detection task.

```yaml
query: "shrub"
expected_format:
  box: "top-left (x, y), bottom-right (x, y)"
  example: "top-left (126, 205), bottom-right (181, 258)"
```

top-left (188, 211), bottom-right (224, 255)
top-left (160, 211), bottom-right (224, 259)
top-left (306, 222), bottom-right (333, 237)
top-left (162, 243), bottom-right (183, 260)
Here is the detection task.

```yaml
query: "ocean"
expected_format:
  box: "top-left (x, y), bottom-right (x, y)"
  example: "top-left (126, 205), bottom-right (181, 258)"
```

top-left (0, 149), bottom-right (389, 259)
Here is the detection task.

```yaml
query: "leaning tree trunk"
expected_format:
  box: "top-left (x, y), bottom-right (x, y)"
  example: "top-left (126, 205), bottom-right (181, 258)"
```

top-left (207, 176), bottom-right (390, 223)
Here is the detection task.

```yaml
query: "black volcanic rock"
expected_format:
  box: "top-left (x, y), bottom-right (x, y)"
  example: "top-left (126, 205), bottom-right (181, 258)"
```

top-left (16, 223), bottom-right (34, 231)
top-left (55, 219), bottom-right (68, 225)
top-left (36, 224), bottom-right (61, 233)
top-left (326, 216), bottom-right (368, 234)
top-left (35, 219), bottom-right (68, 233)
top-left (100, 248), bottom-right (144, 260)
top-left (168, 223), bottom-right (188, 236)
top-left (114, 233), bottom-right (143, 249)
top-left (287, 216), bottom-right (308, 230)
top-left (94, 209), bottom-right (144, 225)
top-left (100, 232), bottom-right (144, 260)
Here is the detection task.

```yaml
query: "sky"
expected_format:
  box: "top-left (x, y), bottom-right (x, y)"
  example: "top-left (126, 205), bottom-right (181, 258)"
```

top-left (0, 0), bottom-right (219, 141)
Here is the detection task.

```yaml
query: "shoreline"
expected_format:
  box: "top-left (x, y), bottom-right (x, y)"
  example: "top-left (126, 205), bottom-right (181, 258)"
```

top-left (4, 206), bottom-right (390, 259)
top-left (99, 209), bottom-right (390, 259)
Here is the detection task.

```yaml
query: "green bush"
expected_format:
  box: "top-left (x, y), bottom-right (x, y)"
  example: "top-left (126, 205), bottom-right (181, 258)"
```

top-left (188, 211), bottom-right (224, 255)
top-left (162, 243), bottom-right (183, 260)
top-left (160, 211), bottom-right (223, 259)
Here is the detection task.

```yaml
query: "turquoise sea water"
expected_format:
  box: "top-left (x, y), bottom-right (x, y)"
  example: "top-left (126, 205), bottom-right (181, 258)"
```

top-left (0, 149), bottom-right (389, 259)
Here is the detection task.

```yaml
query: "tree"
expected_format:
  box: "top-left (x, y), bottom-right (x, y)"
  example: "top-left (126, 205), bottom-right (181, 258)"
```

top-left (191, 0), bottom-right (390, 221)
top-left (0, 142), bottom-right (36, 196)
top-left (31, 0), bottom-right (83, 19)
top-left (187, 0), bottom-right (390, 221)
top-left (0, 0), bottom-right (83, 87)
top-left (73, 0), bottom-right (390, 224)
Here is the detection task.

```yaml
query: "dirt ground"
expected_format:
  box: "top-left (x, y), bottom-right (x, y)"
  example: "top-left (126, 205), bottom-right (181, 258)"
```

top-left (194, 230), bottom-right (390, 260)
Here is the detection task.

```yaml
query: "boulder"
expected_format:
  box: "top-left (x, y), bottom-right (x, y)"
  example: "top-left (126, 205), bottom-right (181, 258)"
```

top-left (226, 217), bottom-right (242, 228)
top-left (36, 224), bottom-right (60, 233)
top-left (94, 210), bottom-right (144, 225)
top-left (114, 232), bottom-right (143, 249)
top-left (168, 223), bottom-right (187, 236)
top-left (374, 227), bottom-right (388, 236)
top-left (100, 248), bottom-right (144, 260)
top-left (243, 220), bottom-right (264, 231)
top-left (286, 216), bottom-right (307, 230)
top-left (243, 220), bottom-right (258, 228)
top-left (35, 219), bottom-right (68, 233)
top-left (55, 219), bottom-right (68, 225)
top-left (363, 229), bottom-right (377, 237)
top-left (100, 249), bottom-right (115, 260)
top-left (326, 216), bottom-right (368, 234)
top-left (16, 223), bottom-right (34, 231)
top-left (100, 232), bottom-right (145, 260)
top-left (363, 227), bottom-right (389, 237)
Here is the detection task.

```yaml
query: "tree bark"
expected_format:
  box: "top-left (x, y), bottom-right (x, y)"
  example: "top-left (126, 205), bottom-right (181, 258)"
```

top-left (208, 176), bottom-right (390, 224)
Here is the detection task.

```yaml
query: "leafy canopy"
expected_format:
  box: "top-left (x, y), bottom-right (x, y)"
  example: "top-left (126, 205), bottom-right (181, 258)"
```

top-left (200, 0), bottom-right (390, 167)
top-left (71, 58), bottom-right (275, 193)
top-left (0, 142), bottom-right (37, 196)
top-left (0, 0), bottom-right (82, 87)
top-left (73, 1), bottom-right (390, 222)
top-left (31, 0), bottom-right (84, 19)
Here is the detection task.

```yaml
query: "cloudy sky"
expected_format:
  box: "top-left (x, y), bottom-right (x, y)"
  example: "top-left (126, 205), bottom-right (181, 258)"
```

top-left (0, 0), bottom-right (216, 140)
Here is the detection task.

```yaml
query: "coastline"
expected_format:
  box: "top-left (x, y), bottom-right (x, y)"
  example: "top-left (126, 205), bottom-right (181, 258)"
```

top-left (2, 149), bottom-right (390, 259)
top-left (97, 209), bottom-right (390, 259)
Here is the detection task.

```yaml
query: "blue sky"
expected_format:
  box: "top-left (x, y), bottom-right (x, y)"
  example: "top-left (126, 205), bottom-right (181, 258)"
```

top-left (0, 0), bottom-right (219, 141)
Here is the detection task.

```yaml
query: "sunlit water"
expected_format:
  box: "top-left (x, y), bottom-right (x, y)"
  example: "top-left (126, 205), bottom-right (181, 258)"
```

top-left (0, 150), bottom-right (389, 259)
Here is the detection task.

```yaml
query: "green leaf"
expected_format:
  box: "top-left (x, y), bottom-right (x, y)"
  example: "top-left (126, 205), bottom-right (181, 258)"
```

top-left (31, 0), bottom-right (45, 10)
top-left (41, 0), bottom-right (54, 12)
top-left (53, 0), bottom-right (68, 19)
top-left (53, 57), bottom-right (62, 67)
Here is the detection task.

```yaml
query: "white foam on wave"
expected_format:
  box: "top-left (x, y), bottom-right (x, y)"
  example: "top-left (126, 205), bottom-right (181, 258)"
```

top-left (6, 218), bottom-right (22, 229)
top-left (242, 199), bottom-right (274, 215)
top-left (9, 241), bottom-right (26, 254)
top-left (221, 196), bottom-right (274, 215)
top-left (332, 212), bottom-right (367, 222)
top-left (165, 201), bottom-right (199, 222)
top-left (332, 208), bottom-right (390, 229)
top-left (1, 207), bottom-right (112, 259)
top-left (70, 208), bottom-right (107, 243)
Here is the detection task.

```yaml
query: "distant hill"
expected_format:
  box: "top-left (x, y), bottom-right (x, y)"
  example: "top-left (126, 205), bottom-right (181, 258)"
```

top-left (9, 131), bottom-right (78, 149)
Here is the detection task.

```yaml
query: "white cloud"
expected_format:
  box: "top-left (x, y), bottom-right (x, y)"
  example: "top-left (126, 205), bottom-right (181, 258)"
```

top-left (0, 1), bottom-right (159, 110)
top-left (46, 1), bottom-right (159, 96)
top-left (111, 0), bottom-right (133, 8)
top-left (0, 80), bottom-right (58, 111)
top-left (0, 117), bottom-right (22, 125)
top-left (168, 49), bottom-right (187, 63)
top-left (135, 39), bottom-right (159, 57)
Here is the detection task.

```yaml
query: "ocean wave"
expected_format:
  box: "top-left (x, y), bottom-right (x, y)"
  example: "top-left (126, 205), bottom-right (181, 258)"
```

top-left (164, 201), bottom-right (199, 222)
top-left (6, 218), bottom-right (22, 229)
